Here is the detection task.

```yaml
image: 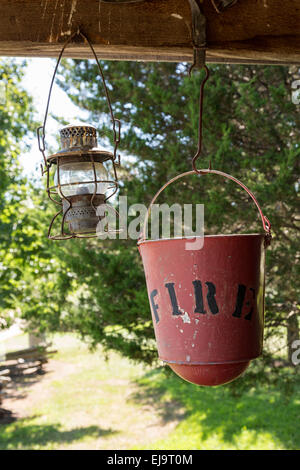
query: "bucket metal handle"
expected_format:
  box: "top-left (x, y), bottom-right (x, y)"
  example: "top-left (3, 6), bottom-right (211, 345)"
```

top-left (139, 169), bottom-right (272, 244)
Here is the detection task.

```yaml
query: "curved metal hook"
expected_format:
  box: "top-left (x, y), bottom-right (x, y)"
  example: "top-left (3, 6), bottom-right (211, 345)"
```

top-left (191, 65), bottom-right (210, 173)
top-left (211, 0), bottom-right (238, 14)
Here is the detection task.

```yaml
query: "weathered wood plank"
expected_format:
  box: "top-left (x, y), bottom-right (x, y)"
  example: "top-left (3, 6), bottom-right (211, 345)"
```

top-left (2, 345), bottom-right (55, 361)
top-left (0, 0), bottom-right (299, 64)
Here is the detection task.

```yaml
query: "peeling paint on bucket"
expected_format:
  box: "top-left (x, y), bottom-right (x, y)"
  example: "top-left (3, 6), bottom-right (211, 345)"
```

top-left (139, 234), bottom-right (266, 386)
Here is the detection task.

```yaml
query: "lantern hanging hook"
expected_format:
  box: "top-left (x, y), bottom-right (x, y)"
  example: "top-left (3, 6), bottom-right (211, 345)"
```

top-left (188, 0), bottom-right (207, 76)
top-left (186, 1), bottom-right (211, 172)
top-left (37, 29), bottom-right (121, 168)
top-left (210, 0), bottom-right (238, 14)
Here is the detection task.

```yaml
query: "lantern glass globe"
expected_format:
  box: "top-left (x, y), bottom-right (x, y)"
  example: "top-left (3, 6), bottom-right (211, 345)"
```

top-left (54, 161), bottom-right (110, 197)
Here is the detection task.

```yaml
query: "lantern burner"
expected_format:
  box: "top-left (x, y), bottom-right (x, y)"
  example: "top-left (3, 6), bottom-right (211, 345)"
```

top-left (62, 194), bottom-right (106, 235)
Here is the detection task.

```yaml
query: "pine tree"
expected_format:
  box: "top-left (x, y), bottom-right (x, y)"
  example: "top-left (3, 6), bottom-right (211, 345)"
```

top-left (51, 60), bottom-right (299, 365)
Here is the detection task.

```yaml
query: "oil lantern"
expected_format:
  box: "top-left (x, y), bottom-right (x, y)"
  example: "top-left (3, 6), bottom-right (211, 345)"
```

top-left (44, 123), bottom-right (119, 239)
top-left (37, 30), bottom-right (121, 239)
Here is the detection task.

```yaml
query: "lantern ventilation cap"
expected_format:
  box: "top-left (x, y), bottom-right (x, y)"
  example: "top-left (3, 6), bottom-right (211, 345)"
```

top-left (60, 123), bottom-right (98, 152)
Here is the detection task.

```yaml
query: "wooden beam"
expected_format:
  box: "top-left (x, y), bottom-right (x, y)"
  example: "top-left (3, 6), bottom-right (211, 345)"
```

top-left (0, 0), bottom-right (299, 64)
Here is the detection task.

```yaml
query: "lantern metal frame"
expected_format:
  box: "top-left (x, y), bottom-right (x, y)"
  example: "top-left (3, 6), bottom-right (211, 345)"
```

top-left (37, 30), bottom-right (121, 240)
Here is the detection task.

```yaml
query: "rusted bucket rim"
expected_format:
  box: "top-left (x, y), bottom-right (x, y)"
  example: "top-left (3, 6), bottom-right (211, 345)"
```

top-left (138, 233), bottom-right (265, 246)
top-left (161, 358), bottom-right (255, 365)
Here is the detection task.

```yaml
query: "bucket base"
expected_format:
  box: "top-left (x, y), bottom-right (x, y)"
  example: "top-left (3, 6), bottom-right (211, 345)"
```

top-left (168, 361), bottom-right (250, 386)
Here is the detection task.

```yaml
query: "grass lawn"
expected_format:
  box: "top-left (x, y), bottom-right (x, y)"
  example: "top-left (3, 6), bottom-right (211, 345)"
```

top-left (134, 368), bottom-right (300, 450)
top-left (0, 334), bottom-right (299, 450)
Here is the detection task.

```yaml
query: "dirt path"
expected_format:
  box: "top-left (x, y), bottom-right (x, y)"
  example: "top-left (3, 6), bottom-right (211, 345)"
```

top-left (1, 350), bottom-right (185, 449)
top-left (2, 360), bottom-right (77, 420)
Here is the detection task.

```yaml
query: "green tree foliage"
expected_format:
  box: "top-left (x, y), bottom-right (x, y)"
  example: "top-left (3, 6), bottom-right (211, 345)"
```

top-left (52, 61), bottom-right (299, 364)
top-left (0, 59), bottom-right (35, 328)
top-left (1, 59), bottom-right (299, 369)
top-left (0, 60), bottom-right (71, 332)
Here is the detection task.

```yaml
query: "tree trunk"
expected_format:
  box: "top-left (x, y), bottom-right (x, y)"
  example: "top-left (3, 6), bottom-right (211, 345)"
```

top-left (287, 311), bottom-right (299, 366)
top-left (28, 332), bottom-right (46, 348)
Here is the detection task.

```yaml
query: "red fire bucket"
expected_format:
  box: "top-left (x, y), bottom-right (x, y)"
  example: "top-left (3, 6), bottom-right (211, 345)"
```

top-left (138, 170), bottom-right (271, 386)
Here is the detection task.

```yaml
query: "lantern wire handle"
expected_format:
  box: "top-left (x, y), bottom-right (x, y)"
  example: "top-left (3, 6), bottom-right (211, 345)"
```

top-left (37, 29), bottom-right (121, 168)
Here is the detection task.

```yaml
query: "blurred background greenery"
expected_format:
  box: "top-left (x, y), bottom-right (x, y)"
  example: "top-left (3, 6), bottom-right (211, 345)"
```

top-left (0, 59), bottom-right (299, 450)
